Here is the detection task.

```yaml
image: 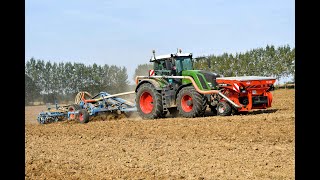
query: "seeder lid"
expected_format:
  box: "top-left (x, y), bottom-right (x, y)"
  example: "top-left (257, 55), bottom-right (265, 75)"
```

top-left (216, 76), bottom-right (276, 81)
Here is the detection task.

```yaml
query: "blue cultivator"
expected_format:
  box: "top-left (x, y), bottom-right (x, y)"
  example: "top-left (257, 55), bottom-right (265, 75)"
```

top-left (37, 91), bottom-right (137, 124)
top-left (36, 103), bottom-right (69, 124)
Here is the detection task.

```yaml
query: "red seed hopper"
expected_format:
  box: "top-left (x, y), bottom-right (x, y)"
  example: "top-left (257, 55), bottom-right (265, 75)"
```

top-left (215, 76), bottom-right (276, 112)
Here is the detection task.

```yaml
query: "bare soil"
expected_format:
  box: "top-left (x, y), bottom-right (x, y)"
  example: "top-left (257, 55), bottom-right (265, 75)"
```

top-left (25, 89), bottom-right (295, 179)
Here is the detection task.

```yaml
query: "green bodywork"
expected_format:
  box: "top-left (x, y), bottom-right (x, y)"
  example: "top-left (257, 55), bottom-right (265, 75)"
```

top-left (181, 70), bottom-right (211, 90)
top-left (153, 77), bottom-right (169, 88)
top-left (149, 70), bottom-right (211, 90)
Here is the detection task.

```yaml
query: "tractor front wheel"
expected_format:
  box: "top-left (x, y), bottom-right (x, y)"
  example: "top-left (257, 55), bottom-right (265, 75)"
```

top-left (136, 83), bottom-right (163, 119)
top-left (177, 86), bottom-right (204, 118)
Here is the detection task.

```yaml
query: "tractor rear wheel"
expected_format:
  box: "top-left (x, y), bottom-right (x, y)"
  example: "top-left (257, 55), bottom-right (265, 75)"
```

top-left (136, 83), bottom-right (163, 119)
top-left (177, 86), bottom-right (205, 118)
top-left (77, 109), bottom-right (89, 123)
top-left (217, 101), bottom-right (232, 116)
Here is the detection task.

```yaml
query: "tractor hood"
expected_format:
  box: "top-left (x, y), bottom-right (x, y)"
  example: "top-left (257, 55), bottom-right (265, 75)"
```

top-left (199, 70), bottom-right (222, 89)
top-left (182, 70), bottom-right (222, 89)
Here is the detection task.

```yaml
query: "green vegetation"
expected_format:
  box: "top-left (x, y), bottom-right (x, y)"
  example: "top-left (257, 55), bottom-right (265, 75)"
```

top-left (25, 44), bottom-right (295, 105)
top-left (25, 59), bottom-right (129, 105)
top-left (193, 44), bottom-right (295, 81)
top-left (132, 63), bottom-right (153, 81)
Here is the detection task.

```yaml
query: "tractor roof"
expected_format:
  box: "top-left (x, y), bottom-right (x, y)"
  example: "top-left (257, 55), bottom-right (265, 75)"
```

top-left (150, 52), bottom-right (192, 62)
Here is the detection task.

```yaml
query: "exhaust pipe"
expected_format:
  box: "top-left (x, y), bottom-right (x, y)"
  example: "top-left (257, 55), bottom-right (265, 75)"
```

top-left (136, 76), bottom-right (242, 108)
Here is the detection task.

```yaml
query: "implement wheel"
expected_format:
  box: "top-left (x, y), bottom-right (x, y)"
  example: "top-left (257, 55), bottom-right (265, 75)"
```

top-left (68, 104), bottom-right (81, 119)
top-left (217, 101), bottom-right (232, 116)
top-left (177, 86), bottom-right (205, 118)
top-left (136, 83), bottom-right (163, 119)
top-left (77, 109), bottom-right (89, 123)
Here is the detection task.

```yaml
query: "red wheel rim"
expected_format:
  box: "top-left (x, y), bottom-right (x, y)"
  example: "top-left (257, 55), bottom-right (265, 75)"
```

top-left (69, 107), bottom-right (75, 119)
top-left (140, 91), bottom-right (154, 114)
top-left (79, 112), bottom-right (83, 121)
top-left (181, 95), bottom-right (193, 112)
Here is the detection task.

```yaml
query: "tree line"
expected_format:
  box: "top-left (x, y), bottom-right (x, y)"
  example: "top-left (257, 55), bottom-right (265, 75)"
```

top-left (134, 44), bottom-right (295, 82)
top-left (26, 44), bottom-right (295, 105)
top-left (25, 58), bottom-right (129, 105)
top-left (193, 44), bottom-right (295, 81)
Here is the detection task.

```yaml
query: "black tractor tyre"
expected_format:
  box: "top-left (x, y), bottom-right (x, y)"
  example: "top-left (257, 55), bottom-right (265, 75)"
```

top-left (136, 83), bottom-right (164, 119)
top-left (217, 101), bottom-right (232, 116)
top-left (160, 111), bottom-right (168, 118)
top-left (77, 109), bottom-right (90, 123)
top-left (176, 86), bottom-right (205, 118)
top-left (198, 96), bottom-right (208, 117)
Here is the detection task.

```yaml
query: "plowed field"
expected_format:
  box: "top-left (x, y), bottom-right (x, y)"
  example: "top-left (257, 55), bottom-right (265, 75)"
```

top-left (25, 89), bottom-right (295, 179)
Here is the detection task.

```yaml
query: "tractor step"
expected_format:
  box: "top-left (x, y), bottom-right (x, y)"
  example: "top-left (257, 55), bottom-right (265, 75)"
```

top-left (162, 89), bottom-right (168, 112)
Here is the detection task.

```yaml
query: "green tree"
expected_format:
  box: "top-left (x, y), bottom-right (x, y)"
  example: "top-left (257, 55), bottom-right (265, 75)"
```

top-left (114, 67), bottom-right (129, 93)
top-left (25, 74), bottom-right (41, 105)
top-left (193, 44), bottom-right (295, 80)
top-left (133, 63), bottom-right (153, 81)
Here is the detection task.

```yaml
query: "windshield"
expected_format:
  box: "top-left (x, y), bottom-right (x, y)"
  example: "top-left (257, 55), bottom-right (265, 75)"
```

top-left (175, 57), bottom-right (193, 74)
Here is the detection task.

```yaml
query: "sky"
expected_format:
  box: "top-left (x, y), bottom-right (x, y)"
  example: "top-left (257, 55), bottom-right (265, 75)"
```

top-left (25, 0), bottom-right (295, 84)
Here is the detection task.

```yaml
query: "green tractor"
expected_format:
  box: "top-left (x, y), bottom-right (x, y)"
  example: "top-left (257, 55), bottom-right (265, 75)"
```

top-left (134, 49), bottom-right (222, 119)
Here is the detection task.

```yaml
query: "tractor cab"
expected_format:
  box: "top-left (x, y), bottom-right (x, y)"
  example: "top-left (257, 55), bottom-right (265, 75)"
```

top-left (150, 49), bottom-right (193, 76)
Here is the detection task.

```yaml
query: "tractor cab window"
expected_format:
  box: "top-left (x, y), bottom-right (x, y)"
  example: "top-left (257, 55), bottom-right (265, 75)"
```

top-left (175, 56), bottom-right (193, 75)
top-left (154, 59), bottom-right (173, 71)
top-left (165, 59), bottom-right (172, 70)
top-left (153, 61), bottom-right (162, 70)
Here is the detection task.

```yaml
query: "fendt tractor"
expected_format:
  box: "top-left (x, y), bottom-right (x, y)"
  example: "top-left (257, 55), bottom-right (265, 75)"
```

top-left (135, 49), bottom-right (276, 119)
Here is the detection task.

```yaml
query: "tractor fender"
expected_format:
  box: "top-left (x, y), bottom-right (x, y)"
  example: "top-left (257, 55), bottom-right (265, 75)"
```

top-left (135, 79), bottom-right (162, 92)
top-left (175, 83), bottom-right (192, 99)
top-left (175, 83), bottom-right (211, 106)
